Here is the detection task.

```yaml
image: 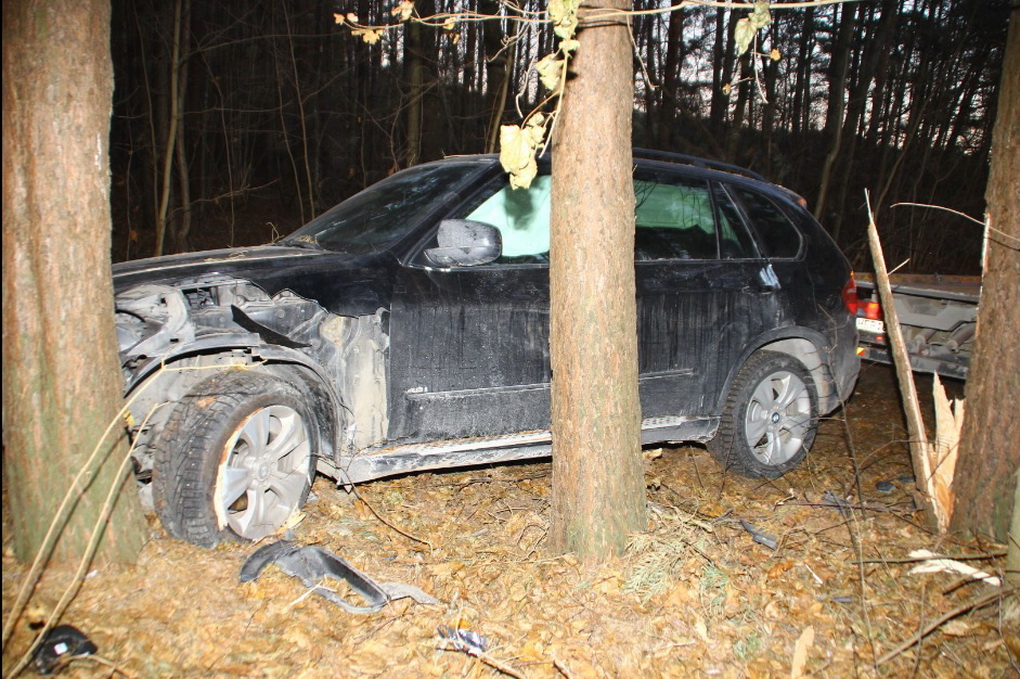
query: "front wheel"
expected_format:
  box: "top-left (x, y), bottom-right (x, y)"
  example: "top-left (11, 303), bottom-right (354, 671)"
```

top-left (708, 352), bottom-right (818, 479)
top-left (152, 370), bottom-right (317, 547)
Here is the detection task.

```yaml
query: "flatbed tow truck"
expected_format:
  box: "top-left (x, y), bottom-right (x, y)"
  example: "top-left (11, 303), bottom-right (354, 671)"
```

top-left (855, 273), bottom-right (981, 381)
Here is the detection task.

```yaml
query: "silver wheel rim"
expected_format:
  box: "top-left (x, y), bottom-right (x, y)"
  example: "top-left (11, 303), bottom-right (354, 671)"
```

top-left (743, 370), bottom-right (812, 467)
top-left (216, 405), bottom-right (311, 540)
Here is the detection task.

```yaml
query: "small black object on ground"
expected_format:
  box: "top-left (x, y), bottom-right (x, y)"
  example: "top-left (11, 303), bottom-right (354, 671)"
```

top-left (33, 624), bottom-right (97, 675)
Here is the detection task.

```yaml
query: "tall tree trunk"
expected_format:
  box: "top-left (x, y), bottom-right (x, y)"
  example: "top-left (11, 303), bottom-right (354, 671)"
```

top-left (950, 8), bottom-right (1019, 557)
top-left (709, 9), bottom-right (731, 133)
top-left (549, 0), bottom-right (645, 562)
top-left (790, 7), bottom-right (814, 138)
top-left (406, 19), bottom-right (425, 167)
top-left (2, 0), bottom-right (147, 563)
top-left (483, 0), bottom-right (512, 153)
top-left (171, 0), bottom-right (192, 253)
top-left (814, 2), bottom-right (856, 225)
top-left (658, 2), bottom-right (685, 149)
top-left (154, 0), bottom-right (185, 256)
top-left (405, 0), bottom-right (441, 165)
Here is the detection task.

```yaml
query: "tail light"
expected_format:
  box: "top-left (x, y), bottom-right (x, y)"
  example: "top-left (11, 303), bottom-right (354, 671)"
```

top-left (841, 273), bottom-right (858, 315)
top-left (859, 299), bottom-right (883, 320)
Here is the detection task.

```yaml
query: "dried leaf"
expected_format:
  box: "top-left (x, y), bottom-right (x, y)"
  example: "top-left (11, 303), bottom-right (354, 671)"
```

top-left (766, 560), bottom-right (794, 581)
top-left (391, 1), bottom-right (415, 21)
top-left (548, 0), bottom-right (578, 40)
top-left (536, 53), bottom-right (563, 92)
top-left (791, 626), bottom-right (814, 678)
top-left (352, 28), bottom-right (384, 45)
top-left (498, 116), bottom-right (546, 189)
top-left (942, 620), bottom-right (972, 637)
top-left (735, 0), bottom-right (772, 56)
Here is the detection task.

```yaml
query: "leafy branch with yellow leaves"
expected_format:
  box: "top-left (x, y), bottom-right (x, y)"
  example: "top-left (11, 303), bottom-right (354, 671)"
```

top-left (334, 0), bottom-right (853, 186)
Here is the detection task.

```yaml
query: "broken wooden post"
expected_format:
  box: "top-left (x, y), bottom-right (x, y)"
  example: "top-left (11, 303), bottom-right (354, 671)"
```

top-left (866, 204), bottom-right (943, 530)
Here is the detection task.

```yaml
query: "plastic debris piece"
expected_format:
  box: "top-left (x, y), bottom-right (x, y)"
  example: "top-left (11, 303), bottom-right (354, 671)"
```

top-left (240, 540), bottom-right (439, 614)
top-left (33, 625), bottom-right (98, 675)
top-left (832, 596), bottom-right (854, 604)
top-left (739, 520), bottom-right (777, 550)
top-left (437, 625), bottom-right (489, 655)
top-left (875, 481), bottom-right (895, 494)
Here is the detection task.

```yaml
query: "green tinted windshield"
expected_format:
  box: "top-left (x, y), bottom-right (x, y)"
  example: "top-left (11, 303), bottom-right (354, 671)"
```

top-left (282, 161), bottom-right (485, 254)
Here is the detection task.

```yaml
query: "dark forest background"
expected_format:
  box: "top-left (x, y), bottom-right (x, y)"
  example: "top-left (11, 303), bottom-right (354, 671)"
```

top-left (109, 0), bottom-right (1009, 274)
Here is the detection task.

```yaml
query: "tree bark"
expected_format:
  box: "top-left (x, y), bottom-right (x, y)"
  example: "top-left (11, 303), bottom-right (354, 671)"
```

top-left (950, 7), bottom-right (1020, 551)
top-left (549, 0), bottom-right (645, 562)
top-left (2, 0), bottom-right (147, 563)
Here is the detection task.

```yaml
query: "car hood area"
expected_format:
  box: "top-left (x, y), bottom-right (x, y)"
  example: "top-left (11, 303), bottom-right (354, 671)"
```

top-left (112, 244), bottom-right (393, 396)
top-left (114, 244), bottom-right (339, 289)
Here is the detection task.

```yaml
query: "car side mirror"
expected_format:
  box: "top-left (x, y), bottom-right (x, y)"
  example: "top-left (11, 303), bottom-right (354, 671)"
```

top-left (424, 219), bottom-right (502, 267)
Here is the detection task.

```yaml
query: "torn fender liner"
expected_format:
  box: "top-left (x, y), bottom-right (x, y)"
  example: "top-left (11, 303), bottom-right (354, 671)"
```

top-left (240, 540), bottom-right (439, 614)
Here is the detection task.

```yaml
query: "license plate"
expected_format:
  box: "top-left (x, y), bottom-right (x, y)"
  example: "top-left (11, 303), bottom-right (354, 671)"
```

top-left (856, 317), bottom-right (885, 334)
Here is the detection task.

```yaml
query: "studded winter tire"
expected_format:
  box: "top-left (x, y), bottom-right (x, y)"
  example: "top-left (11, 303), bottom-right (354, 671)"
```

top-left (707, 352), bottom-right (818, 479)
top-left (151, 370), bottom-right (316, 547)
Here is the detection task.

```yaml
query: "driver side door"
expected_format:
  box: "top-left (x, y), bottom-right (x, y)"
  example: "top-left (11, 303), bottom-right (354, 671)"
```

top-left (387, 174), bottom-right (554, 443)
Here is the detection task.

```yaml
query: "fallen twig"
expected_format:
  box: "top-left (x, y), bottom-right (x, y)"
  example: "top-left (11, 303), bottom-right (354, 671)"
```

top-left (876, 585), bottom-right (1018, 665)
top-left (437, 640), bottom-right (528, 679)
top-left (352, 487), bottom-right (433, 548)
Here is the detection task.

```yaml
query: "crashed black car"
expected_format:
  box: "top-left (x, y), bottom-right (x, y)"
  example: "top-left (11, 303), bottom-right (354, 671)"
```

top-left (114, 150), bottom-right (859, 547)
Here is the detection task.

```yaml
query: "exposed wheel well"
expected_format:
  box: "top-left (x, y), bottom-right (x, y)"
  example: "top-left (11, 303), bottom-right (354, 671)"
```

top-left (127, 355), bottom-right (343, 479)
top-left (742, 337), bottom-right (840, 414)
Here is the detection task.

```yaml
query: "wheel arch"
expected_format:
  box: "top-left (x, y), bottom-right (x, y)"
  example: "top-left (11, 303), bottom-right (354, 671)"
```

top-left (719, 329), bottom-right (841, 415)
top-left (125, 341), bottom-right (347, 474)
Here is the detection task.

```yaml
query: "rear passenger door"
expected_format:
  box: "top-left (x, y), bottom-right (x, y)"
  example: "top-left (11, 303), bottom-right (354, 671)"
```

top-left (633, 167), bottom-right (780, 420)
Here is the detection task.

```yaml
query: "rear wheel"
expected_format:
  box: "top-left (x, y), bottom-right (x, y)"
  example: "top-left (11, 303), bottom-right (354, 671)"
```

top-left (152, 370), bottom-right (316, 547)
top-left (708, 351), bottom-right (818, 478)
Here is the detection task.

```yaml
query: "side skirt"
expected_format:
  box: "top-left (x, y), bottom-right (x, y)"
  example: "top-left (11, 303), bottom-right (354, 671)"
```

top-left (335, 416), bottom-right (719, 484)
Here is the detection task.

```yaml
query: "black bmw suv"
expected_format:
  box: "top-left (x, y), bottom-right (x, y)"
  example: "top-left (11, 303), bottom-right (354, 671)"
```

top-left (114, 150), bottom-right (859, 546)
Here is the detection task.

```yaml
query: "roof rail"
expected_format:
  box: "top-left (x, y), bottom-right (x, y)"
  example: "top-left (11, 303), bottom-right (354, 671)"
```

top-left (633, 148), bottom-right (768, 183)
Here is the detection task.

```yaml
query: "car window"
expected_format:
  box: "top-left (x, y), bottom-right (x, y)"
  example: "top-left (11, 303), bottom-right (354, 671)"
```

top-left (463, 175), bottom-right (551, 264)
top-left (634, 177), bottom-right (717, 260)
top-left (713, 183), bottom-right (758, 259)
top-left (442, 168), bottom-right (761, 266)
top-left (283, 161), bottom-right (482, 254)
top-left (729, 186), bottom-right (802, 258)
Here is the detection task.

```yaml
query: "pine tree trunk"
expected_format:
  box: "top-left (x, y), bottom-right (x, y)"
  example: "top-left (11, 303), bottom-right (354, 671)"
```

top-left (2, 0), bottom-right (148, 563)
top-left (950, 11), bottom-right (1020, 551)
top-left (549, 0), bottom-right (646, 562)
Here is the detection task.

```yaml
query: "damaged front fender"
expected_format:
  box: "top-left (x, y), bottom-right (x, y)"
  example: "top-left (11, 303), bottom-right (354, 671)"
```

top-left (115, 276), bottom-right (391, 480)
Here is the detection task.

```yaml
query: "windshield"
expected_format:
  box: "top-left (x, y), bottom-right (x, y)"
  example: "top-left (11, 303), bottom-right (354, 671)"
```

top-left (281, 160), bottom-right (486, 254)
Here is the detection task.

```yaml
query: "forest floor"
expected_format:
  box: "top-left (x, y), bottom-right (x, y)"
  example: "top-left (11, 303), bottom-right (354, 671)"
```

top-left (2, 363), bottom-right (1017, 678)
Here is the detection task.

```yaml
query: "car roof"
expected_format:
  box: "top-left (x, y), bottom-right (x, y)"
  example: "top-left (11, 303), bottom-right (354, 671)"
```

top-left (437, 150), bottom-right (808, 209)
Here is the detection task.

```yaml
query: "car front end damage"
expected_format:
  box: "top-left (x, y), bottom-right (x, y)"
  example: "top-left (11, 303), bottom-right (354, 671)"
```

top-left (114, 274), bottom-right (389, 491)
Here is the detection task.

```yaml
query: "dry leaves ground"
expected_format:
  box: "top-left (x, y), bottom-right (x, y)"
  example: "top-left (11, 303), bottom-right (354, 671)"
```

top-left (3, 364), bottom-right (1017, 678)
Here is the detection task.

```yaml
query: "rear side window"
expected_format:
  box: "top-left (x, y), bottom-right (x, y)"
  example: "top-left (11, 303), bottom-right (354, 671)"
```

top-left (634, 177), bottom-right (717, 260)
top-left (712, 183), bottom-right (757, 258)
top-left (730, 186), bottom-right (802, 258)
